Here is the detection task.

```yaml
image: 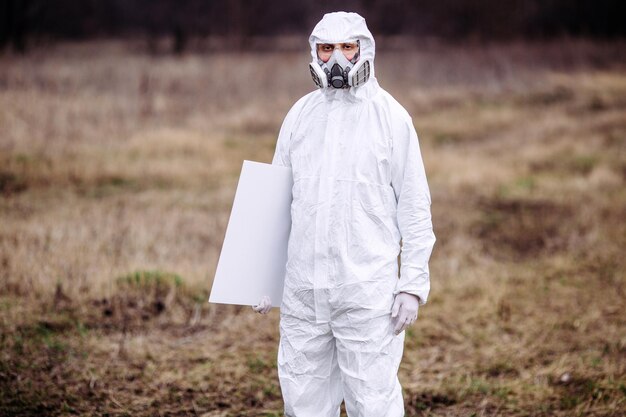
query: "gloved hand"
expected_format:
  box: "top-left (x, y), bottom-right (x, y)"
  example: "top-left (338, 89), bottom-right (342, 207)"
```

top-left (252, 295), bottom-right (272, 314)
top-left (391, 292), bottom-right (420, 335)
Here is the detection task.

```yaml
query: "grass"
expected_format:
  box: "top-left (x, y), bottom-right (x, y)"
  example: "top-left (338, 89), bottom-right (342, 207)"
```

top-left (1, 38), bottom-right (625, 416)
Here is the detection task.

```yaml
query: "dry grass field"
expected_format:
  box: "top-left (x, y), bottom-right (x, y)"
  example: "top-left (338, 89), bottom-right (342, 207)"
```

top-left (1, 39), bottom-right (625, 416)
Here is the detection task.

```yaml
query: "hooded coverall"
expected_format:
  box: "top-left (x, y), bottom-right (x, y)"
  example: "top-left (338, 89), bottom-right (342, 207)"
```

top-left (271, 12), bottom-right (436, 417)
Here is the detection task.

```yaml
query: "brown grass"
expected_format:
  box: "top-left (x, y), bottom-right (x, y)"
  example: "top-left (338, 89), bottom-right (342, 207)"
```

top-left (1, 39), bottom-right (625, 416)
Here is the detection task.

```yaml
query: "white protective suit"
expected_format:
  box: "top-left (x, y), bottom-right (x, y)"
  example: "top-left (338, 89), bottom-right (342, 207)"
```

top-left (272, 11), bottom-right (436, 417)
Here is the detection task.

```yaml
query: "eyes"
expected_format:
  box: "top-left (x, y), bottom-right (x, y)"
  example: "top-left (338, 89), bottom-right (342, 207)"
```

top-left (316, 42), bottom-right (359, 63)
top-left (317, 42), bottom-right (358, 54)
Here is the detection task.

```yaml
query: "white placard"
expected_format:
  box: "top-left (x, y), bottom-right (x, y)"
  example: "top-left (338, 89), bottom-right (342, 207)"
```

top-left (208, 160), bottom-right (292, 308)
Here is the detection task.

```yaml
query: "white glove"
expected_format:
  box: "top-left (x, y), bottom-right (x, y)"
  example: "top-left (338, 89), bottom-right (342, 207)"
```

top-left (252, 295), bottom-right (272, 314)
top-left (391, 292), bottom-right (420, 335)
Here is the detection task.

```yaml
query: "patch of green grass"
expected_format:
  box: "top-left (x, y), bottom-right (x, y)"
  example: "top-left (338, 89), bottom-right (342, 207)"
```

top-left (467, 377), bottom-right (491, 395)
top-left (497, 176), bottom-right (536, 198)
top-left (43, 336), bottom-right (68, 353)
top-left (493, 385), bottom-right (513, 400)
top-left (590, 356), bottom-right (603, 368)
top-left (14, 320), bottom-right (74, 354)
top-left (247, 355), bottom-right (271, 374)
top-left (0, 297), bottom-right (12, 311)
top-left (223, 137), bottom-right (240, 149)
top-left (60, 401), bottom-right (77, 413)
top-left (515, 176), bottom-right (536, 191)
top-left (117, 270), bottom-right (184, 288)
top-left (78, 175), bottom-right (142, 198)
top-left (13, 153), bottom-right (32, 164)
top-left (101, 175), bottom-right (133, 187)
top-left (559, 394), bottom-right (581, 409)
top-left (568, 155), bottom-right (598, 175)
top-left (263, 386), bottom-right (280, 398)
top-left (520, 85), bottom-right (575, 106)
top-left (544, 153), bottom-right (600, 177)
top-left (552, 376), bottom-right (606, 410)
top-left (483, 361), bottom-right (519, 378)
top-left (76, 321), bottom-right (89, 338)
top-left (192, 290), bottom-right (209, 303)
top-left (407, 389), bottom-right (458, 411)
top-left (433, 132), bottom-right (463, 147)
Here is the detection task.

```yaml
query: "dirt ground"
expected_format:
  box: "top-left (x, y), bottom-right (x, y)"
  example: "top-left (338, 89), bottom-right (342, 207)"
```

top-left (1, 39), bottom-right (625, 416)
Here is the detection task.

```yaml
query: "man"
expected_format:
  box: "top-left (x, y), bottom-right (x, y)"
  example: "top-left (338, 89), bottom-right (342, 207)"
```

top-left (253, 11), bottom-right (435, 417)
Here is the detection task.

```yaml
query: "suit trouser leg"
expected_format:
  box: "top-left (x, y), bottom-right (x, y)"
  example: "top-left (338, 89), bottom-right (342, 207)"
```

top-left (278, 313), bottom-right (344, 417)
top-left (333, 308), bottom-right (406, 417)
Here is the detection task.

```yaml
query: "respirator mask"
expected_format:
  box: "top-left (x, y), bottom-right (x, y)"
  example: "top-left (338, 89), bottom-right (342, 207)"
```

top-left (309, 40), bottom-right (371, 89)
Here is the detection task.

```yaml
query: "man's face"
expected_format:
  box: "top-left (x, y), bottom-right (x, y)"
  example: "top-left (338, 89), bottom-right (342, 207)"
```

top-left (316, 42), bottom-right (359, 63)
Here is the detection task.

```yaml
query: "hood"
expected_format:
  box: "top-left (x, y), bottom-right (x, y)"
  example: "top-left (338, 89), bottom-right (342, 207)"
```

top-left (308, 11), bottom-right (378, 99)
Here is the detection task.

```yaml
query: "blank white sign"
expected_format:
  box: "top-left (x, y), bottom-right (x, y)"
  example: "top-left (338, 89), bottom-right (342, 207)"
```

top-left (208, 160), bottom-right (293, 308)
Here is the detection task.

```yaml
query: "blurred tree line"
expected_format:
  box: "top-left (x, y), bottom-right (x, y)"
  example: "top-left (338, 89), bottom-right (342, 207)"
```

top-left (1, 0), bottom-right (623, 53)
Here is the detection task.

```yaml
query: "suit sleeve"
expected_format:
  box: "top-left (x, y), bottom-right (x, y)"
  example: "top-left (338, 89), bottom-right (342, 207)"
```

top-left (390, 112), bottom-right (436, 305)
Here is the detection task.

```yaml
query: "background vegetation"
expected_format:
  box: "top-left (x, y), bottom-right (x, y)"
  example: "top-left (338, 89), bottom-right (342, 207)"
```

top-left (1, 0), bottom-right (624, 54)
